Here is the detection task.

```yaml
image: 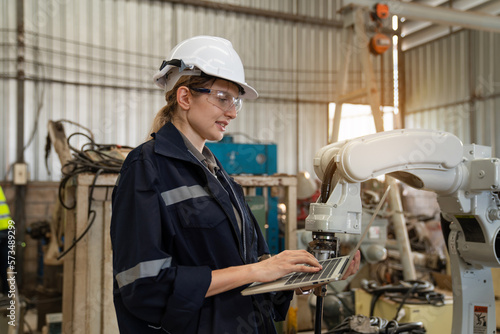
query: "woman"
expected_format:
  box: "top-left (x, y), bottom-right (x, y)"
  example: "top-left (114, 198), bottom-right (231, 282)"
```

top-left (110, 36), bottom-right (359, 334)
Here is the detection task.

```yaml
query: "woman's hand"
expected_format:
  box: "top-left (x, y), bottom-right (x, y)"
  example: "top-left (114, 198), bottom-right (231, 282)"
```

top-left (342, 250), bottom-right (361, 279)
top-left (207, 250), bottom-right (361, 297)
top-left (207, 250), bottom-right (320, 297)
top-left (250, 250), bottom-right (322, 283)
top-left (294, 250), bottom-right (362, 295)
top-left (253, 250), bottom-right (361, 285)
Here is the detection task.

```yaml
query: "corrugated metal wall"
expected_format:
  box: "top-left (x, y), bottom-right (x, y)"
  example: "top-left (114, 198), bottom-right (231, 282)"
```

top-left (404, 29), bottom-right (500, 158)
top-left (1, 0), bottom-right (394, 181)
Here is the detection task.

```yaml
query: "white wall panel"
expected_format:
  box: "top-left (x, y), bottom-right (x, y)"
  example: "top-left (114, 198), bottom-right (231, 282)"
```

top-left (405, 32), bottom-right (470, 115)
top-left (403, 29), bottom-right (500, 157)
top-left (0, 0), bottom-right (17, 178)
top-left (298, 103), bottom-right (328, 177)
top-left (1, 0), bottom-right (394, 181)
top-left (475, 97), bottom-right (500, 157)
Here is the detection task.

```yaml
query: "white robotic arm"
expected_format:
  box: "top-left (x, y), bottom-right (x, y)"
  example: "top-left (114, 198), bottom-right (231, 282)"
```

top-left (306, 129), bottom-right (463, 235)
top-left (306, 129), bottom-right (500, 333)
top-left (313, 129), bottom-right (463, 192)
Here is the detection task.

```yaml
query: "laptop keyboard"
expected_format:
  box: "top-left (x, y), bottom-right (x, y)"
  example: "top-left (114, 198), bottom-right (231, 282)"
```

top-left (284, 257), bottom-right (344, 285)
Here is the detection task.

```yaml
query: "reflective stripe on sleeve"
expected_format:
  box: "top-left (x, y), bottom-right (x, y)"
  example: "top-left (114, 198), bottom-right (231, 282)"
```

top-left (161, 185), bottom-right (209, 207)
top-left (116, 257), bottom-right (172, 289)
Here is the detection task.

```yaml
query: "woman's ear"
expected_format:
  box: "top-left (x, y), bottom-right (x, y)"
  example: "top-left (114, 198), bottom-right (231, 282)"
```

top-left (177, 86), bottom-right (191, 110)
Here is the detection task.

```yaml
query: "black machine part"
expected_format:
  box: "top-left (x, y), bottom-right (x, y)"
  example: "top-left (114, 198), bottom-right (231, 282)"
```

top-left (309, 233), bottom-right (340, 334)
top-left (327, 314), bottom-right (426, 334)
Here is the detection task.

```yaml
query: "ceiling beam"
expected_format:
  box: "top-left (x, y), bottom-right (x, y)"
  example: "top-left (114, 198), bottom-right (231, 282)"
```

top-left (401, 0), bottom-right (493, 36)
top-left (401, 0), bottom-right (500, 50)
top-left (344, 0), bottom-right (500, 33)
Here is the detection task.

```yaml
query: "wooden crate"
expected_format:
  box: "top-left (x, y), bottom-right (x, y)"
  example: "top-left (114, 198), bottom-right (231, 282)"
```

top-left (62, 173), bottom-right (118, 334)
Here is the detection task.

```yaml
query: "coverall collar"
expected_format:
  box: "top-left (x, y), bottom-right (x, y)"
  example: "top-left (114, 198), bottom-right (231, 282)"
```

top-left (152, 122), bottom-right (193, 160)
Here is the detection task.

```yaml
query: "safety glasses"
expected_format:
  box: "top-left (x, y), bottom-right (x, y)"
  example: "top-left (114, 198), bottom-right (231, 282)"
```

top-left (190, 88), bottom-right (242, 113)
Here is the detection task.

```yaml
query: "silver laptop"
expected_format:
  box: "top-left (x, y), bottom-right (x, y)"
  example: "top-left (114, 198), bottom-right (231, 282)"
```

top-left (241, 185), bottom-right (391, 296)
top-left (241, 254), bottom-right (354, 296)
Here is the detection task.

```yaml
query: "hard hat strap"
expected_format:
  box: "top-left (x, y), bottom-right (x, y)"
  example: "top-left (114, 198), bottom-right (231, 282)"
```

top-left (164, 67), bottom-right (202, 93)
top-left (159, 59), bottom-right (194, 73)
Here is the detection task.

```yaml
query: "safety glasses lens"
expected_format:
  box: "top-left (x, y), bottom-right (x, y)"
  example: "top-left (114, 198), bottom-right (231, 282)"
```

top-left (234, 99), bottom-right (242, 112)
top-left (211, 91), bottom-right (242, 113)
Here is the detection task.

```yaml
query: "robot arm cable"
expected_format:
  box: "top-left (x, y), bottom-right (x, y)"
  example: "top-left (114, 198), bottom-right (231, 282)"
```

top-left (320, 158), bottom-right (338, 203)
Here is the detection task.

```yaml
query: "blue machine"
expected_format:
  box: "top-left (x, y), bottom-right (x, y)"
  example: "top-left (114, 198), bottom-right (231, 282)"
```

top-left (206, 136), bottom-right (281, 253)
top-left (206, 137), bottom-right (277, 175)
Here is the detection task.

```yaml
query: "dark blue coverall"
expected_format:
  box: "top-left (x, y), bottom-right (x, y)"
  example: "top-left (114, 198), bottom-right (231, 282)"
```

top-left (111, 122), bottom-right (292, 333)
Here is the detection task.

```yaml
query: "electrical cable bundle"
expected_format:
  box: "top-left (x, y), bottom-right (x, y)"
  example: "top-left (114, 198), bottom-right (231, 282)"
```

top-left (360, 280), bottom-right (445, 322)
top-left (361, 280), bottom-right (444, 319)
top-left (58, 131), bottom-right (131, 203)
top-left (54, 130), bottom-right (132, 260)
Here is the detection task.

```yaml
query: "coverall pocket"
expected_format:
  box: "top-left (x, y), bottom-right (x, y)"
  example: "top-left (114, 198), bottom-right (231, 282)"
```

top-left (176, 197), bottom-right (226, 229)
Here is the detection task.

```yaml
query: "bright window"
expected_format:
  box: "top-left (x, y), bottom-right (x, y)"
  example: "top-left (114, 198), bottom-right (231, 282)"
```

top-left (328, 15), bottom-right (400, 142)
top-left (328, 103), bottom-right (395, 141)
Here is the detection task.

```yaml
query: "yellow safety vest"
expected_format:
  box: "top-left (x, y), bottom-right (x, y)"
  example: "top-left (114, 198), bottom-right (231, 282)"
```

top-left (0, 186), bottom-right (12, 230)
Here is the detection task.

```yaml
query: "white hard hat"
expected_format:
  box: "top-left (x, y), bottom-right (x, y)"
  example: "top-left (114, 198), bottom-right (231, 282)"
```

top-left (153, 36), bottom-right (258, 99)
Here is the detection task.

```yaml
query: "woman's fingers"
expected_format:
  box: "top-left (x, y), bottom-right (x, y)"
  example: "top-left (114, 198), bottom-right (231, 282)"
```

top-left (271, 250), bottom-right (321, 268)
top-left (283, 250), bottom-right (322, 271)
top-left (254, 250), bottom-right (322, 282)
